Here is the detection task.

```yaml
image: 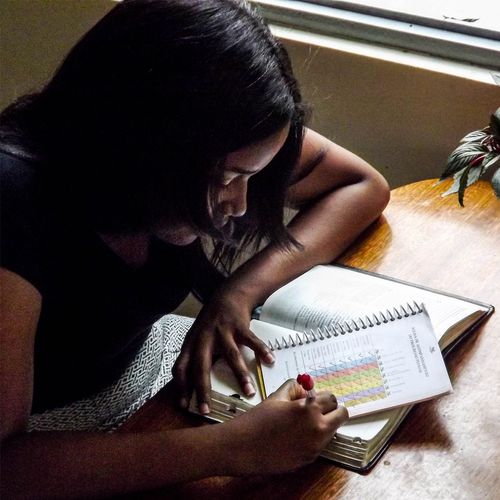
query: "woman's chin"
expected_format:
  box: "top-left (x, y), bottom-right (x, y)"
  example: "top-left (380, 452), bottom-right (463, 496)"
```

top-left (169, 233), bottom-right (199, 246)
top-left (154, 228), bottom-right (199, 246)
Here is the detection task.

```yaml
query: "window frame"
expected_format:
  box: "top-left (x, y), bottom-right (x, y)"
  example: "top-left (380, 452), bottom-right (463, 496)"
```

top-left (251, 0), bottom-right (500, 71)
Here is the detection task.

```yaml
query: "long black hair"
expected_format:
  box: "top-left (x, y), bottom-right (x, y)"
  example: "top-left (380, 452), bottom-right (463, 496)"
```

top-left (0, 0), bottom-right (306, 270)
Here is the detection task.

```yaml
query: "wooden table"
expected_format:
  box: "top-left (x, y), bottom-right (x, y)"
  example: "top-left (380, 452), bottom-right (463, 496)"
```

top-left (119, 179), bottom-right (500, 499)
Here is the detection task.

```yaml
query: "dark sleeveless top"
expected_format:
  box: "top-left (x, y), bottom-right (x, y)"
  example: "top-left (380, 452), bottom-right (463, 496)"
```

top-left (1, 149), bottom-right (223, 412)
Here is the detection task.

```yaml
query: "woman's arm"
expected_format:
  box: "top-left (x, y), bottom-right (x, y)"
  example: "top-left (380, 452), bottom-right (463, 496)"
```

top-left (0, 268), bottom-right (222, 497)
top-left (1, 268), bottom-right (347, 498)
top-left (222, 128), bottom-right (390, 304)
top-left (173, 129), bottom-right (390, 411)
top-left (1, 269), bottom-right (40, 441)
top-left (4, 384), bottom-right (347, 499)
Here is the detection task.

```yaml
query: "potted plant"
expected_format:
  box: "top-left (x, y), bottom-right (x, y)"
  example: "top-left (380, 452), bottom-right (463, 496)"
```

top-left (439, 107), bottom-right (500, 206)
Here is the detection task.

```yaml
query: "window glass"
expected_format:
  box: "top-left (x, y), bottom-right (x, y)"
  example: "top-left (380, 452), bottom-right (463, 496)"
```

top-left (312, 0), bottom-right (500, 38)
top-left (253, 1), bottom-right (500, 70)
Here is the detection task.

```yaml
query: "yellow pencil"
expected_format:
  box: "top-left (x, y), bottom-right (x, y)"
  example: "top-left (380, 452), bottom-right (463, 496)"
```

top-left (255, 360), bottom-right (267, 399)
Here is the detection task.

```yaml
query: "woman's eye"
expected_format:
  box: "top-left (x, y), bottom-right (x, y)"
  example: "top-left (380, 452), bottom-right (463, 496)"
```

top-left (220, 175), bottom-right (237, 187)
top-left (219, 171), bottom-right (254, 188)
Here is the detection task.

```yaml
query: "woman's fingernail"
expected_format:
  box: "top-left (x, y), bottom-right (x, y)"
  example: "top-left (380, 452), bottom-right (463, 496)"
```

top-left (199, 402), bottom-right (210, 415)
top-left (264, 351), bottom-right (275, 364)
top-left (243, 382), bottom-right (256, 396)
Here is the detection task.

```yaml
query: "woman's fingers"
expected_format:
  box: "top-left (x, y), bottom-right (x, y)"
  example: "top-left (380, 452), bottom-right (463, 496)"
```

top-left (269, 380), bottom-right (349, 424)
top-left (239, 329), bottom-right (275, 365)
top-left (311, 391), bottom-right (340, 414)
top-left (219, 333), bottom-right (257, 398)
top-left (201, 325), bottom-right (271, 401)
top-left (267, 379), bottom-right (304, 401)
top-left (172, 325), bottom-right (214, 411)
top-left (171, 338), bottom-right (194, 409)
top-left (324, 405), bottom-right (349, 428)
top-left (192, 334), bottom-right (216, 415)
top-left (220, 326), bottom-right (276, 397)
top-left (307, 391), bottom-right (350, 430)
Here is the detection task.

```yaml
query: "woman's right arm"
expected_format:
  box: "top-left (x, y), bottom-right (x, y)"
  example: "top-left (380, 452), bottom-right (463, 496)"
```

top-left (1, 268), bottom-right (40, 440)
top-left (1, 268), bottom-right (347, 498)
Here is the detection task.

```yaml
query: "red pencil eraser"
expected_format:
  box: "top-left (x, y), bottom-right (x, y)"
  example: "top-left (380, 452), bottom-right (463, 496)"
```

top-left (297, 373), bottom-right (314, 391)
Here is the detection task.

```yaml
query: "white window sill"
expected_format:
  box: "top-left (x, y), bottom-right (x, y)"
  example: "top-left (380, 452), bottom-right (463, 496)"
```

top-left (252, 0), bottom-right (500, 84)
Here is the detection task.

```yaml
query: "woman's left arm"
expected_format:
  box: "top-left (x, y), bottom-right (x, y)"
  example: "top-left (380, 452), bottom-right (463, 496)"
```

top-left (173, 129), bottom-right (390, 411)
top-left (223, 128), bottom-right (390, 303)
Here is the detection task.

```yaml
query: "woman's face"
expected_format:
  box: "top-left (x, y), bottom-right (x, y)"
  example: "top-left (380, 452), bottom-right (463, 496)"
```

top-left (154, 124), bottom-right (290, 245)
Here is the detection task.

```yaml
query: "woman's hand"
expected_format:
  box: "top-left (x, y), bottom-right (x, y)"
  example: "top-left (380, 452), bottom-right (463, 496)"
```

top-left (172, 128), bottom-right (389, 413)
top-left (220, 379), bottom-right (349, 475)
top-left (172, 285), bottom-right (274, 413)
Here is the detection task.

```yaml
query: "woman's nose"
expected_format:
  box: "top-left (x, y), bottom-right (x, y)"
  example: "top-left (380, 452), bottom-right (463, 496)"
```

top-left (221, 178), bottom-right (248, 217)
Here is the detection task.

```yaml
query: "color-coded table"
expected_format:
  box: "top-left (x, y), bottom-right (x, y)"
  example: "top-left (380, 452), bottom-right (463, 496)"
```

top-left (310, 353), bottom-right (387, 407)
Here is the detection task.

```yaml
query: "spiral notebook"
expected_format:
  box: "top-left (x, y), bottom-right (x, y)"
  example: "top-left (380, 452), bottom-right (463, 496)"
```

top-left (190, 265), bottom-right (493, 471)
top-left (256, 303), bottom-right (452, 417)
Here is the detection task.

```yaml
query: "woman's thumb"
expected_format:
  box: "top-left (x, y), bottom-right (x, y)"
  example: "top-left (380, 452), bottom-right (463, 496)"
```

top-left (267, 379), bottom-right (307, 402)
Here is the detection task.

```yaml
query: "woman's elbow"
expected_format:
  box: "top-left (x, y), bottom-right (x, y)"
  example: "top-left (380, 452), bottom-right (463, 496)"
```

top-left (372, 171), bottom-right (391, 212)
top-left (357, 166), bottom-right (391, 221)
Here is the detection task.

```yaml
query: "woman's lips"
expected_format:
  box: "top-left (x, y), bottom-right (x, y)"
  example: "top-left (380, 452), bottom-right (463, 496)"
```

top-left (214, 214), bottom-right (234, 237)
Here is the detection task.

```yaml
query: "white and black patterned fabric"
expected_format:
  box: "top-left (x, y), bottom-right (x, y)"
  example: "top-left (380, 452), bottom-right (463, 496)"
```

top-left (27, 314), bottom-right (194, 432)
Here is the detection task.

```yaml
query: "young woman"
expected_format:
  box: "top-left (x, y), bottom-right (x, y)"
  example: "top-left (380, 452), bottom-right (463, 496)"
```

top-left (0, 0), bottom-right (390, 497)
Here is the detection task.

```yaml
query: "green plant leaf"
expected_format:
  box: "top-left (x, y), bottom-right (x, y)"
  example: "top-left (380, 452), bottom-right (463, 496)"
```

top-left (441, 143), bottom-right (487, 179)
top-left (460, 130), bottom-right (488, 143)
top-left (455, 143), bottom-right (488, 153)
top-left (441, 163), bottom-right (484, 204)
top-left (467, 164), bottom-right (485, 184)
top-left (492, 167), bottom-right (500, 198)
top-left (490, 108), bottom-right (500, 138)
top-left (458, 165), bottom-right (473, 206)
top-left (441, 167), bottom-right (467, 196)
top-left (440, 110), bottom-right (500, 204)
top-left (481, 152), bottom-right (500, 172)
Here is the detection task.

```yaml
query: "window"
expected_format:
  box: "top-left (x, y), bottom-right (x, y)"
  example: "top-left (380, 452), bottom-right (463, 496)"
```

top-left (311, 1), bottom-right (500, 39)
top-left (252, 0), bottom-right (500, 71)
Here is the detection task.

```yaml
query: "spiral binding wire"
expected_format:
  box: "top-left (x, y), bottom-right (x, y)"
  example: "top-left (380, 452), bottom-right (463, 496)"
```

top-left (267, 301), bottom-right (423, 351)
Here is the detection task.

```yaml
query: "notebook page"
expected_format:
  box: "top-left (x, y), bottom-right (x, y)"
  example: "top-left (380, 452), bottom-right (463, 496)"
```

top-left (260, 265), bottom-right (483, 341)
top-left (209, 352), bottom-right (392, 440)
top-left (257, 308), bottom-right (452, 418)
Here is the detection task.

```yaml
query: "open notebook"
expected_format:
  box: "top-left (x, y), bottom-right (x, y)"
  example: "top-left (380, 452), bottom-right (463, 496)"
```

top-left (256, 303), bottom-right (453, 418)
top-left (189, 265), bottom-right (493, 471)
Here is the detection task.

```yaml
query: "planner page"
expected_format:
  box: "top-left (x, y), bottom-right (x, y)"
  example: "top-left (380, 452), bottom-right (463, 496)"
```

top-left (257, 307), bottom-right (452, 418)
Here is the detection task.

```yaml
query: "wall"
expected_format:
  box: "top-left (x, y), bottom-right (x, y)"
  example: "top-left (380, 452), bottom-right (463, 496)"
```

top-left (281, 34), bottom-right (500, 187)
top-left (1, 0), bottom-right (114, 106)
top-left (1, 0), bottom-right (499, 187)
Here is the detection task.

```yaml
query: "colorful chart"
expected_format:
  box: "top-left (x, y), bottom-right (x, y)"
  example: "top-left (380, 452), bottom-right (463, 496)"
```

top-left (310, 351), bottom-right (388, 408)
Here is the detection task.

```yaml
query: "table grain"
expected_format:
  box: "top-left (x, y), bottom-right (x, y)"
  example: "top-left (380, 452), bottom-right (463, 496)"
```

top-left (118, 179), bottom-right (500, 500)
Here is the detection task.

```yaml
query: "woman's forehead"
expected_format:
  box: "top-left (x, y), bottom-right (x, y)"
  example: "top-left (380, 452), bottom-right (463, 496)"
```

top-left (224, 124), bottom-right (290, 172)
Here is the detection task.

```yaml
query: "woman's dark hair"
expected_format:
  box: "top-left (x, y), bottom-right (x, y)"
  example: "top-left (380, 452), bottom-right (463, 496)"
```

top-left (0, 0), bottom-right (306, 270)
